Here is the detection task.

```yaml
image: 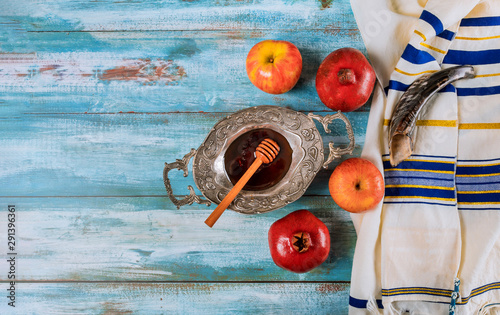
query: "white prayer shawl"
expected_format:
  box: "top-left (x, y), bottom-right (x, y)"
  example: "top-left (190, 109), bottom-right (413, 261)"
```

top-left (349, 0), bottom-right (500, 314)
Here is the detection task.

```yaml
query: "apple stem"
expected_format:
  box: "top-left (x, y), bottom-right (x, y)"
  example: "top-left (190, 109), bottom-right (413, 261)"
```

top-left (338, 68), bottom-right (355, 85)
top-left (269, 58), bottom-right (274, 63)
top-left (292, 232), bottom-right (311, 253)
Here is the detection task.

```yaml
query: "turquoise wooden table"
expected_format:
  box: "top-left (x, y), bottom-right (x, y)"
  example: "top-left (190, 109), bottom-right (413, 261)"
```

top-left (1, 1), bottom-right (369, 313)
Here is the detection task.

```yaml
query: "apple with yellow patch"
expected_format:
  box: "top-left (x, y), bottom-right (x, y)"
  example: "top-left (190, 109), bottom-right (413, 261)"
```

top-left (329, 158), bottom-right (384, 213)
top-left (246, 40), bottom-right (302, 94)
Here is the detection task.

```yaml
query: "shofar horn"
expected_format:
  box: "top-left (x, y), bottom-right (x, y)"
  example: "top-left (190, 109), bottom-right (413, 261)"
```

top-left (388, 65), bottom-right (475, 167)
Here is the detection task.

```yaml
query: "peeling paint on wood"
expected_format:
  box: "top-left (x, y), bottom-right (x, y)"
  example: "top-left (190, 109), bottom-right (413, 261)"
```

top-left (0, 0), bottom-right (367, 312)
top-left (0, 197), bottom-right (355, 282)
top-left (0, 55), bottom-right (186, 86)
top-left (316, 282), bottom-right (348, 293)
top-left (5, 282), bottom-right (350, 314)
top-left (319, 0), bottom-right (334, 10)
top-left (100, 59), bottom-right (186, 84)
top-left (0, 29), bottom-right (364, 113)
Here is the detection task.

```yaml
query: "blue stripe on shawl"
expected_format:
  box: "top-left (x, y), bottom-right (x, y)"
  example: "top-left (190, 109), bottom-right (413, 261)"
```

top-left (381, 282), bottom-right (500, 305)
top-left (349, 296), bottom-right (384, 309)
top-left (384, 158), bottom-right (456, 202)
top-left (401, 44), bottom-right (436, 64)
top-left (420, 10), bottom-right (444, 35)
top-left (437, 29), bottom-right (455, 41)
top-left (456, 175), bottom-right (500, 184)
top-left (458, 157), bottom-right (500, 163)
top-left (386, 80), bottom-right (456, 93)
top-left (460, 16), bottom-right (500, 27)
top-left (443, 49), bottom-right (500, 65)
top-left (459, 207), bottom-right (500, 210)
top-left (382, 154), bottom-right (456, 159)
top-left (457, 182), bottom-right (500, 191)
top-left (456, 164), bottom-right (500, 175)
top-left (385, 170), bottom-right (455, 181)
top-left (457, 85), bottom-right (500, 97)
top-left (386, 80), bottom-right (410, 92)
top-left (385, 176), bottom-right (455, 188)
top-left (385, 187), bottom-right (456, 199)
top-left (382, 286), bottom-right (452, 297)
top-left (383, 160), bottom-right (455, 172)
top-left (461, 282), bottom-right (500, 304)
top-left (456, 161), bottom-right (500, 204)
top-left (457, 192), bottom-right (500, 203)
top-left (385, 175), bottom-right (454, 182)
top-left (384, 201), bottom-right (457, 207)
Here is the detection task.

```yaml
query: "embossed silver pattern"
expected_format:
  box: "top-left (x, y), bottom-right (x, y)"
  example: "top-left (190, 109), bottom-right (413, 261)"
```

top-left (308, 112), bottom-right (355, 169)
top-left (163, 149), bottom-right (212, 209)
top-left (164, 105), bottom-right (355, 214)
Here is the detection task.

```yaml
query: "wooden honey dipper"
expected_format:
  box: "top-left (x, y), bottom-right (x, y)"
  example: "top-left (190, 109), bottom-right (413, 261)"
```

top-left (205, 138), bottom-right (280, 228)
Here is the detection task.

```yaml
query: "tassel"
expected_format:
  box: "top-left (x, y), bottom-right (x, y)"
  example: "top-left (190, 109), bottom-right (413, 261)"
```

top-left (449, 278), bottom-right (461, 315)
top-left (366, 297), bottom-right (382, 315)
top-left (478, 302), bottom-right (500, 315)
top-left (478, 302), bottom-right (489, 315)
top-left (388, 302), bottom-right (402, 315)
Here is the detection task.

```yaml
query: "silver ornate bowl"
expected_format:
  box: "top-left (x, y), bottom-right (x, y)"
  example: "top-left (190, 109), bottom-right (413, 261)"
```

top-left (164, 105), bottom-right (354, 214)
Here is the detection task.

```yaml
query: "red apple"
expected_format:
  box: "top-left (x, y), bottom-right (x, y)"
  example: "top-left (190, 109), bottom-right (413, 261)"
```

top-left (329, 158), bottom-right (384, 213)
top-left (316, 47), bottom-right (376, 112)
top-left (246, 40), bottom-right (302, 94)
top-left (268, 210), bottom-right (330, 273)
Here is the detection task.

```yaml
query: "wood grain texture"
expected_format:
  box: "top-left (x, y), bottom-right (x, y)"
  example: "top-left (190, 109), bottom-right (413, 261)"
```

top-left (0, 197), bottom-right (355, 281)
top-left (0, 29), bottom-right (365, 114)
top-left (0, 282), bottom-right (350, 314)
top-left (3, 0), bottom-right (357, 32)
top-left (0, 0), bottom-right (369, 312)
top-left (0, 111), bottom-right (367, 197)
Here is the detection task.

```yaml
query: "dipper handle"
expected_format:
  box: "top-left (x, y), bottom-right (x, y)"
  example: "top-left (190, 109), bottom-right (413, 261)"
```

top-left (205, 139), bottom-right (280, 228)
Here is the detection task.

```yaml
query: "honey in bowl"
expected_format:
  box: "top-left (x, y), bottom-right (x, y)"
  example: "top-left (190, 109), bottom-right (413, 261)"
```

top-left (224, 128), bottom-right (293, 191)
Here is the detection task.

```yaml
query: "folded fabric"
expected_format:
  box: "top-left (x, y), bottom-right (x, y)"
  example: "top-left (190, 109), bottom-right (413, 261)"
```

top-left (349, 0), bottom-right (500, 314)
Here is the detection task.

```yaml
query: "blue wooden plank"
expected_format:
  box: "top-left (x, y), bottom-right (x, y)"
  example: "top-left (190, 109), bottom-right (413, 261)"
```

top-left (0, 111), bottom-right (367, 197)
top-left (0, 30), bottom-right (367, 114)
top-left (0, 196), bottom-right (355, 281)
top-left (0, 1), bottom-right (365, 313)
top-left (2, 0), bottom-right (357, 32)
top-left (0, 282), bottom-right (350, 314)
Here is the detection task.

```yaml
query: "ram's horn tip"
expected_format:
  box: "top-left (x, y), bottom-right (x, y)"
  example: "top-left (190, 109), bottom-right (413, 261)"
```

top-left (389, 134), bottom-right (412, 167)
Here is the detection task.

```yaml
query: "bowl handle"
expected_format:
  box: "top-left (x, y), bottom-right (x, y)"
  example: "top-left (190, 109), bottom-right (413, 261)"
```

top-left (308, 111), bottom-right (355, 169)
top-left (163, 148), bottom-right (212, 209)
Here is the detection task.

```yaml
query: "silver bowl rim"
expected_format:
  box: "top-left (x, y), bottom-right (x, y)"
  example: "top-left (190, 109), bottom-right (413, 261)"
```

top-left (192, 105), bottom-right (325, 214)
